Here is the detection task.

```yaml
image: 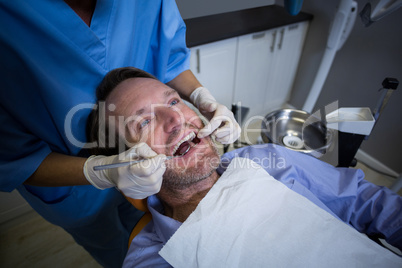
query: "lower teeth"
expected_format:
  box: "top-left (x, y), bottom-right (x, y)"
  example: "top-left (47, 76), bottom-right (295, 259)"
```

top-left (175, 141), bottom-right (191, 156)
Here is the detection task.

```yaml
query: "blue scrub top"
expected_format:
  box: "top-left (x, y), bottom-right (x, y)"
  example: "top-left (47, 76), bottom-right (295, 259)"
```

top-left (0, 0), bottom-right (189, 190)
top-left (0, 0), bottom-right (190, 224)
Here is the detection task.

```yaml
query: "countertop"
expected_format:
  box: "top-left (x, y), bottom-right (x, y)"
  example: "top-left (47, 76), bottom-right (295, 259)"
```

top-left (184, 5), bottom-right (313, 47)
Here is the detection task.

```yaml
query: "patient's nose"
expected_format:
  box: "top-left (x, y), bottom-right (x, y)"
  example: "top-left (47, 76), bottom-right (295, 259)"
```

top-left (160, 106), bottom-right (183, 133)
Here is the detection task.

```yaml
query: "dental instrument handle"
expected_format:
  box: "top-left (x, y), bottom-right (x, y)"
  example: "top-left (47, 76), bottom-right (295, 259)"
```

top-left (93, 156), bottom-right (174, 171)
top-left (373, 77), bottom-right (399, 121)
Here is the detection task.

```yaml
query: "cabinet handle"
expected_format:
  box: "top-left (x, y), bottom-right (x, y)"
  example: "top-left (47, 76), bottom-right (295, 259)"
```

top-left (252, 32), bottom-right (265, 39)
top-left (288, 24), bottom-right (299, 31)
top-left (270, 31), bottom-right (277, 52)
top-left (196, 49), bottom-right (200, 73)
top-left (278, 28), bottom-right (285, 50)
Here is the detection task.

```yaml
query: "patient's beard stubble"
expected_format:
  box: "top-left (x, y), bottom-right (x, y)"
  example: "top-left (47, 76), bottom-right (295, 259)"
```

top-left (162, 141), bottom-right (220, 190)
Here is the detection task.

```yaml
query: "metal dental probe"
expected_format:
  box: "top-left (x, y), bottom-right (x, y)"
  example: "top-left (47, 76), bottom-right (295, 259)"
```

top-left (93, 139), bottom-right (195, 171)
top-left (93, 155), bottom-right (176, 171)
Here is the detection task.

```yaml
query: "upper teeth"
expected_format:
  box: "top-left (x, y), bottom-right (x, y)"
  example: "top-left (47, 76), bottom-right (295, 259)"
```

top-left (172, 132), bottom-right (196, 155)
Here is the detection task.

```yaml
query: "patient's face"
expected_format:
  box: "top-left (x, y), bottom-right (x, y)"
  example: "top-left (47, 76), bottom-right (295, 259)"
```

top-left (106, 77), bottom-right (220, 188)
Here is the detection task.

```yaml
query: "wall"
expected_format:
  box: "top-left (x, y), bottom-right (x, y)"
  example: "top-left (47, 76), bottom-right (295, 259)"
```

top-left (176, 0), bottom-right (275, 19)
top-left (288, 0), bottom-right (402, 174)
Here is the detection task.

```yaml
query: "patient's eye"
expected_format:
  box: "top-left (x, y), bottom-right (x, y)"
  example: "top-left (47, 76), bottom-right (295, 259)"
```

top-left (139, 119), bottom-right (151, 129)
top-left (169, 99), bottom-right (179, 106)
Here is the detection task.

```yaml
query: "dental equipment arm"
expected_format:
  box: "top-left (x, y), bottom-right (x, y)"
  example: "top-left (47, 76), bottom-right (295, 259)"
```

top-left (360, 0), bottom-right (402, 27)
top-left (303, 0), bottom-right (358, 113)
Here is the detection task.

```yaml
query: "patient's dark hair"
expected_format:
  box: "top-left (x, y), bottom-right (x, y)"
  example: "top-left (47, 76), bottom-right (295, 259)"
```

top-left (86, 67), bottom-right (157, 156)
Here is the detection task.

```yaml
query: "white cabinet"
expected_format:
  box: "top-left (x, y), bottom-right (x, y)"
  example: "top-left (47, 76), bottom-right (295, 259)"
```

top-left (233, 29), bottom-right (277, 119)
top-left (189, 21), bottom-right (309, 121)
top-left (234, 21), bottom-right (309, 120)
top-left (264, 22), bottom-right (309, 110)
top-left (189, 38), bottom-right (237, 109)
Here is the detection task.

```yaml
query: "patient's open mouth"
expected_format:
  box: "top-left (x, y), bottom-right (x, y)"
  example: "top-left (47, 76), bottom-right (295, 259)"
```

top-left (172, 132), bottom-right (201, 156)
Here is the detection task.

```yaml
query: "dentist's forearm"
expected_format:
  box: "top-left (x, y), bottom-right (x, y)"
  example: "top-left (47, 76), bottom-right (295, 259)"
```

top-left (167, 70), bottom-right (202, 102)
top-left (24, 152), bottom-right (89, 186)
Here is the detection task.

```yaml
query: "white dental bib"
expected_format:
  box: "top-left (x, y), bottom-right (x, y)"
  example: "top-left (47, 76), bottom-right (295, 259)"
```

top-left (159, 157), bottom-right (401, 267)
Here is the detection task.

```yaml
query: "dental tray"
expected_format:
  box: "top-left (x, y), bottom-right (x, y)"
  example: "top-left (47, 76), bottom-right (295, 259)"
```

top-left (326, 107), bottom-right (375, 136)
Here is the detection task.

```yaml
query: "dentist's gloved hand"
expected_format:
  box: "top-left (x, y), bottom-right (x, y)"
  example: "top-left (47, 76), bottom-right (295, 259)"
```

top-left (190, 87), bottom-right (241, 144)
top-left (83, 143), bottom-right (167, 199)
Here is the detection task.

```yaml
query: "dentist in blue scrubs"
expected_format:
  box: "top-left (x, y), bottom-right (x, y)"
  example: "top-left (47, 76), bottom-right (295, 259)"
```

top-left (0, 0), bottom-right (240, 267)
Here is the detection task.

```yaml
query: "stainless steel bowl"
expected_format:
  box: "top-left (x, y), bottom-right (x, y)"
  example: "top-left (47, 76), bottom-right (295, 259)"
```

top-left (261, 109), bottom-right (333, 158)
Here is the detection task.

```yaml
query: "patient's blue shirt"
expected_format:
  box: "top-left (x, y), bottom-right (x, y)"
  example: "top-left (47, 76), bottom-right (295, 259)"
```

top-left (123, 144), bottom-right (402, 267)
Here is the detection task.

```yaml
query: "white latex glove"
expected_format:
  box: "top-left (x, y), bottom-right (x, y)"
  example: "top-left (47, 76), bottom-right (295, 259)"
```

top-left (190, 87), bottom-right (241, 144)
top-left (83, 143), bottom-right (167, 199)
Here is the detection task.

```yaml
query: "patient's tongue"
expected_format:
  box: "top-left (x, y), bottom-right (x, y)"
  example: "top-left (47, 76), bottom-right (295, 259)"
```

top-left (193, 136), bottom-right (200, 144)
top-left (175, 141), bottom-right (191, 156)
